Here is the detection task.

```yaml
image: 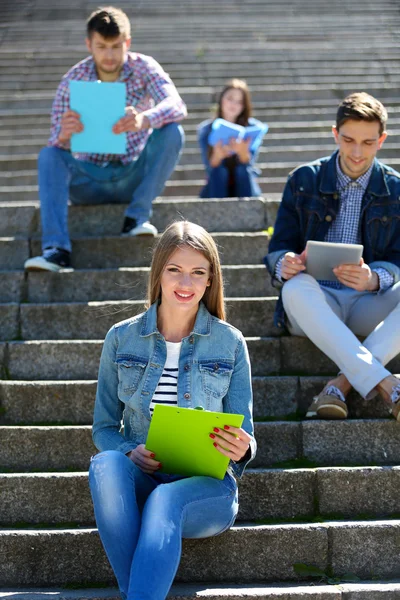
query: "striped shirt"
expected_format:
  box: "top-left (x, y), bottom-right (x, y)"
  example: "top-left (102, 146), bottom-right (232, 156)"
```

top-left (149, 341), bottom-right (180, 416)
top-left (48, 52), bottom-right (187, 166)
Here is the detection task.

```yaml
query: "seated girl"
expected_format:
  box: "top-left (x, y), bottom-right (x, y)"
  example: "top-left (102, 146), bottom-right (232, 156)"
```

top-left (198, 78), bottom-right (263, 198)
top-left (89, 220), bottom-right (256, 600)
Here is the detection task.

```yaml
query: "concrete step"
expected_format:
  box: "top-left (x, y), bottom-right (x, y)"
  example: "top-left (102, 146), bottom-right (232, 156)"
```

top-left (18, 265), bottom-right (271, 303)
top-left (2, 337), bottom-right (399, 380)
top-left (11, 297), bottom-right (276, 340)
top-left (2, 583), bottom-right (400, 600)
top-left (2, 419), bottom-right (400, 472)
top-left (2, 82), bottom-right (400, 110)
top-left (1, 375), bottom-right (396, 425)
top-left (0, 519), bottom-right (399, 586)
top-left (2, 466), bottom-right (400, 525)
top-left (0, 198), bottom-right (269, 237)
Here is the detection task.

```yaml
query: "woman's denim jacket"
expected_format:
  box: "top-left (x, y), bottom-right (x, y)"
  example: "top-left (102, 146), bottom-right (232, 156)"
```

top-left (264, 151), bottom-right (400, 329)
top-left (92, 301), bottom-right (256, 478)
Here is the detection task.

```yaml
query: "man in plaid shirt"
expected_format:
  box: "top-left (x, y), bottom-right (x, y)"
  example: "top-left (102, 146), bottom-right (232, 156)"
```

top-left (25, 6), bottom-right (187, 272)
top-left (265, 93), bottom-right (400, 422)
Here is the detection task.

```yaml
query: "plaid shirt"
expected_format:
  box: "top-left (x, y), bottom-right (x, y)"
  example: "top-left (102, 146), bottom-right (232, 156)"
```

top-left (276, 155), bottom-right (393, 290)
top-left (48, 52), bottom-right (187, 166)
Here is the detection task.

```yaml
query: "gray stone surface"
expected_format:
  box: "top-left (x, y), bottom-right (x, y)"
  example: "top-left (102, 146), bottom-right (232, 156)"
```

top-left (7, 341), bottom-right (102, 380)
top-left (0, 524), bottom-right (328, 586)
top-left (1, 473), bottom-right (92, 524)
top-left (0, 380), bottom-right (96, 424)
top-left (280, 337), bottom-right (339, 376)
top-left (238, 468), bottom-right (315, 521)
top-left (26, 266), bottom-right (273, 303)
top-left (246, 338), bottom-right (281, 376)
top-left (303, 421), bottom-right (400, 466)
top-left (30, 233), bottom-right (270, 269)
top-left (317, 467), bottom-right (400, 519)
top-left (0, 584), bottom-right (346, 600)
top-left (252, 376), bottom-right (299, 418)
top-left (0, 205), bottom-right (37, 236)
top-left (0, 304), bottom-right (19, 341)
top-left (0, 426), bottom-right (94, 471)
top-left (342, 582), bottom-right (400, 599)
top-left (0, 271), bottom-right (24, 302)
top-left (0, 238), bottom-right (30, 270)
top-left (32, 199), bottom-right (267, 238)
top-left (20, 300), bottom-right (276, 340)
top-left (0, 343), bottom-right (6, 379)
top-left (330, 520), bottom-right (400, 580)
top-left (252, 422), bottom-right (300, 467)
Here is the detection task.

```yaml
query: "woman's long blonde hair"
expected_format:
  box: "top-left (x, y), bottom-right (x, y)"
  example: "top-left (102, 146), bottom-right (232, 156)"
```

top-left (147, 221), bottom-right (226, 321)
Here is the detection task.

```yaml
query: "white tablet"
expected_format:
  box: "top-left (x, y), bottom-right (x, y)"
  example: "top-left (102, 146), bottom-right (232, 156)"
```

top-left (305, 241), bottom-right (363, 282)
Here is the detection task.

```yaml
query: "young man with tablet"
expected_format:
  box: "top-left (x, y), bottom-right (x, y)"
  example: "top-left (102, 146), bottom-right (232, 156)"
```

top-left (265, 93), bottom-right (400, 420)
top-left (25, 7), bottom-right (187, 272)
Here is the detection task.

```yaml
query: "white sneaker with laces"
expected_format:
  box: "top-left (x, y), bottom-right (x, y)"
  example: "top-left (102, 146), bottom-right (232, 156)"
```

top-left (123, 221), bottom-right (158, 237)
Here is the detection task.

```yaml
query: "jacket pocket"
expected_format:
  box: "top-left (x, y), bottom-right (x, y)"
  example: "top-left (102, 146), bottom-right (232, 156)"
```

top-left (199, 360), bottom-right (234, 399)
top-left (367, 212), bottom-right (399, 258)
top-left (116, 355), bottom-right (148, 402)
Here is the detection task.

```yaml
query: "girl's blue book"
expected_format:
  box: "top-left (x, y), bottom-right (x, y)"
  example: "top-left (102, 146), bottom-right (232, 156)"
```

top-left (208, 118), bottom-right (268, 151)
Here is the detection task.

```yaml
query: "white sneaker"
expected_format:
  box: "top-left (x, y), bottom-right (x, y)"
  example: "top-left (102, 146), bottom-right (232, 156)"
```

top-left (24, 247), bottom-right (72, 272)
top-left (123, 221), bottom-right (158, 237)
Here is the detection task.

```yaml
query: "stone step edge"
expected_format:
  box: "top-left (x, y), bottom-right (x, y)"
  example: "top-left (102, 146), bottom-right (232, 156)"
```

top-left (1, 581), bottom-right (400, 599)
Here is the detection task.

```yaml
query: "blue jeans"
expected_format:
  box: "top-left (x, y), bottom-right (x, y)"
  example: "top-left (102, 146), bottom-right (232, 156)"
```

top-left (89, 450), bottom-right (238, 600)
top-left (38, 123), bottom-right (184, 252)
top-left (200, 163), bottom-right (261, 198)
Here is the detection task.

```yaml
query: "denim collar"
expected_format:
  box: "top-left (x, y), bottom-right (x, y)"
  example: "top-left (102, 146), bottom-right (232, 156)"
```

top-left (140, 301), bottom-right (212, 337)
top-left (320, 151), bottom-right (390, 197)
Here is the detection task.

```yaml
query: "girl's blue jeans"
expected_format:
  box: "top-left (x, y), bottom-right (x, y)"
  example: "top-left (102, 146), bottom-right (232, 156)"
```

top-left (38, 123), bottom-right (184, 252)
top-left (89, 450), bottom-right (239, 600)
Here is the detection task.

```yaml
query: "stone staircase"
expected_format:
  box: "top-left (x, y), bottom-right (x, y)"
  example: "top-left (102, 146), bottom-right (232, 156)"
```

top-left (1, 0), bottom-right (400, 598)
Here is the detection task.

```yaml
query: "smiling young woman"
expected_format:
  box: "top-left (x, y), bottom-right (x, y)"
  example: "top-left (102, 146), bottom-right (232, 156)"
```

top-left (89, 220), bottom-right (256, 600)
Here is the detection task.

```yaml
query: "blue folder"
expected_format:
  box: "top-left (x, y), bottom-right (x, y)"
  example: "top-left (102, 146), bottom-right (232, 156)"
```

top-left (70, 80), bottom-right (127, 154)
top-left (208, 118), bottom-right (268, 152)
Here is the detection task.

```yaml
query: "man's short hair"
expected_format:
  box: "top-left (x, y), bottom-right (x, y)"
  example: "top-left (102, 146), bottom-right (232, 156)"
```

top-left (87, 6), bottom-right (131, 40)
top-left (336, 92), bottom-right (388, 136)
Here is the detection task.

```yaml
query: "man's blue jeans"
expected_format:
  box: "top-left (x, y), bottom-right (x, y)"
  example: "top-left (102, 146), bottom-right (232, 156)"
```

top-left (38, 123), bottom-right (184, 252)
top-left (89, 450), bottom-right (238, 600)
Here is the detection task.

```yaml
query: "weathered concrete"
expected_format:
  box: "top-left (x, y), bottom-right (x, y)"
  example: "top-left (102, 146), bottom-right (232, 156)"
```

top-left (0, 304), bottom-right (19, 341)
top-left (0, 380), bottom-right (96, 424)
top-left (252, 375), bottom-right (299, 417)
top-left (330, 520), bottom-right (400, 580)
top-left (19, 299), bottom-right (277, 340)
top-left (7, 341), bottom-right (102, 381)
top-left (0, 271), bottom-right (24, 302)
top-left (303, 421), bottom-right (400, 466)
top-left (0, 525), bottom-right (328, 586)
top-left (252, 422), bottom-right (301, 467)
top-left (0, 238), bottom-right (30, 270)
top-left (0, 204), bottom-right (36, 236)
top-left (30, 232), bottom-right (270, 269)
top-left (317, 467), bottom-right (400, 519)
top-left (26, 265), bottom-right (273, 303)
top-left (0, 426), bottom-right (94, 471)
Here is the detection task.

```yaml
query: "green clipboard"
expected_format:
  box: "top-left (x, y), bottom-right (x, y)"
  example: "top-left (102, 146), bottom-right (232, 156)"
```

top-left (145, 405), bottom-right (244, 480)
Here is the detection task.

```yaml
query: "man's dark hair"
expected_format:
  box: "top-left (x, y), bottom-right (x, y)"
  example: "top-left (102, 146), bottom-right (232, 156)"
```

top-left (87, 6), bottom-right (131, 40)
top-left (336, 92), bottom-right (388, 136)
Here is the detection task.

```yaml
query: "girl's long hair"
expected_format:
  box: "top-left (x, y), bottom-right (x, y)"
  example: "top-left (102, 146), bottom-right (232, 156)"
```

top-left (147, 221), bottom-right (226, 321)
top-left (216, 78), bottom-right (252, 126)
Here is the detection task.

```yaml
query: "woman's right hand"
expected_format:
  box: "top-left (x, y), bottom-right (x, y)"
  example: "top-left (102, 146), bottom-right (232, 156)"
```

top-left (126, 444), bottom-right (162, 474)
top-left (209, 141), bottom-right (231, 167)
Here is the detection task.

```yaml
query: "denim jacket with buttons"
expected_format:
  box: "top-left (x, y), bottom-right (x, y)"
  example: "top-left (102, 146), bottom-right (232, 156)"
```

top-left (264, 151), bottom-right (400, 329)
top-left (92, 301), bottom-right (256, 477)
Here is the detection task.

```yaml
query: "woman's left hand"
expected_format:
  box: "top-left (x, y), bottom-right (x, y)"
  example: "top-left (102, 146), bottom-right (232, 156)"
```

top-left (228, 139), bottom-right (251, 164)
top-left (210, 425), bottom-right (251, 461)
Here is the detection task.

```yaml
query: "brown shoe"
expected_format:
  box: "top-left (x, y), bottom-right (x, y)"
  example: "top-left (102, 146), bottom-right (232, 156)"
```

top-left (306, 386), bottom-right (348, 420)
top-left (391, 400), bottom-right (400, 422)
